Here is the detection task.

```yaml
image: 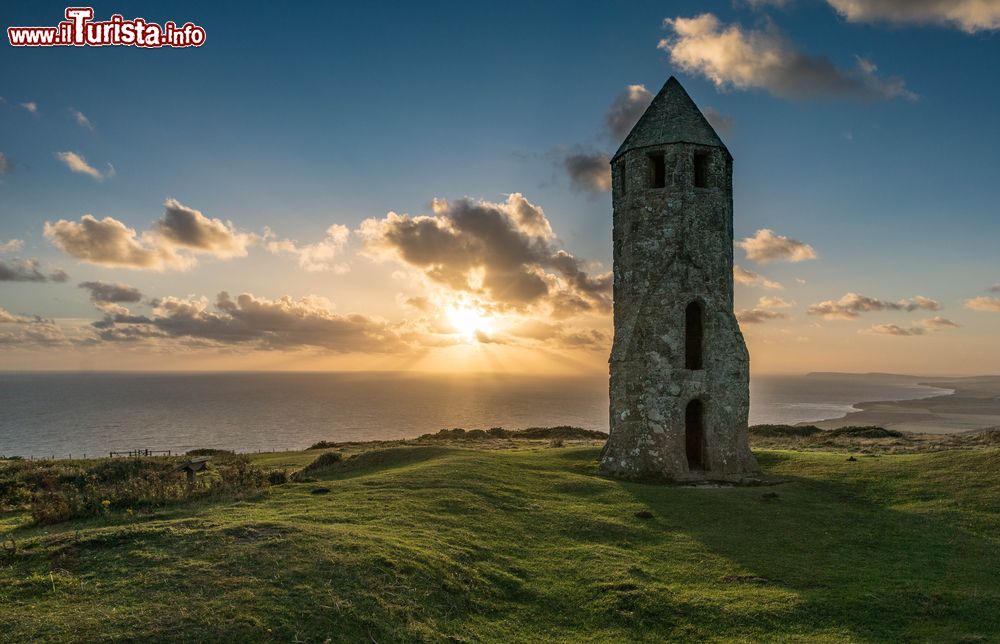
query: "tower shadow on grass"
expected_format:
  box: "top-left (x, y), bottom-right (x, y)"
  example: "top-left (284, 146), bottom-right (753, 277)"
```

top-left (610, 454), bottom-right (1000, 641)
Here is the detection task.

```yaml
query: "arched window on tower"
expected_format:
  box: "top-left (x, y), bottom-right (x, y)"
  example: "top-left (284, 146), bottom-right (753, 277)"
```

top-left (685, 301), bottom-right (703, 370)
top-left (685, 399), bottom-right (705, 470)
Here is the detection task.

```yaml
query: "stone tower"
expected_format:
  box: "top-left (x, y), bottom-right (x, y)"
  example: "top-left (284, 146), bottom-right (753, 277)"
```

top-left (600, 77), bottom-right (758, 483)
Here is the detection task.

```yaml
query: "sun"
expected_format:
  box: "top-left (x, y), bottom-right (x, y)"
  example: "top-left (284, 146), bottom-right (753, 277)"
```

top-left (446, 305), bottom-right (494, 341)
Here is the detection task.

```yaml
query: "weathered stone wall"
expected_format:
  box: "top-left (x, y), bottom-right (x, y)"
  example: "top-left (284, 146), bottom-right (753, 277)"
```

top-left (601, 139), bottom-right (758, 482)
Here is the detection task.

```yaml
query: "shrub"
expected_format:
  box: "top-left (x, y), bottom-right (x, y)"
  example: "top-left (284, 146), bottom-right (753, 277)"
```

top-left (749, 424), bottom-right (824, 437)
top-left (266, 469), bottom-right (289, 485)
top-left (549, 438), bottom-right (565, 448)
top-left (307, 441), bottom-right (340, 450)
top-left (294, 451), bottom-right (343, 480)
top-left (186, 448), bottom-right (235, 457)
top-left (827, 426), bottom-right (902, 439)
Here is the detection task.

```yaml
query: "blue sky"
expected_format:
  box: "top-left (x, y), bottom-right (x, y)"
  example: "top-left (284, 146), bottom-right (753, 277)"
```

top-left (1, 1), bottom-right (998, 373)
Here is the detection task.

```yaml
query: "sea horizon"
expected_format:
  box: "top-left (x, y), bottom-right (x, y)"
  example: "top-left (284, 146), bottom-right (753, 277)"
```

top-left (0, 371), bottom-right (955, 458)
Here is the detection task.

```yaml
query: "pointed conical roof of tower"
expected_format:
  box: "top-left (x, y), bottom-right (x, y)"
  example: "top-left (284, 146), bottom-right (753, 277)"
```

top-left (612, 77), bottom-right (728, 161)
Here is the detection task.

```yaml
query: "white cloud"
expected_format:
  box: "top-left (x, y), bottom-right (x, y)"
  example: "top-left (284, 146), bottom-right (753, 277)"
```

top-left (70, 108), bottom-right (95, 131)
top-left (55, 151), bottom-right (114, 181)
top-left (20, 101), bottom-right (38, 114)
top-left (0, 152), bottom-right (10, 175)
top-left (659, 13), bottom-right (915, 101)
top-left (826, 0), bottom-right (1000, 33)
top-left (265, 224), bottom-right (350, 272)
top-left (737, 229), bottom-right (817, 264)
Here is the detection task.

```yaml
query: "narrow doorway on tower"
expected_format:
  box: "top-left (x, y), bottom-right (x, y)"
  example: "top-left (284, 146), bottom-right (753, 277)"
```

top-left (685, 399), bottom-right (705, 470)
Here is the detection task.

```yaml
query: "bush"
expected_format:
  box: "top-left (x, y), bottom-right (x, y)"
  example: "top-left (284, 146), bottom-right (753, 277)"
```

top-left (186, 448), bottom-right (235, 457)
top-left (827, 426), bottom-right (902, 438)
top-left (266, 469), bottom-right (289, 485)
top-left (2, 454), bottom-right (271, 526)
top-left (549, 438), bottom-right (565, 448)
top-left (307, 441), bottom-right (339, 450)
top-left (749, 424), bottom-right (824, 437)
top-left (294, 451), bottom-right (343, 480)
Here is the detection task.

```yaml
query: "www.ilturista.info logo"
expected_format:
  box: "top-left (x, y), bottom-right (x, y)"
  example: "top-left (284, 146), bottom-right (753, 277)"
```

top-left (7, 7), bottom-right (205, 48)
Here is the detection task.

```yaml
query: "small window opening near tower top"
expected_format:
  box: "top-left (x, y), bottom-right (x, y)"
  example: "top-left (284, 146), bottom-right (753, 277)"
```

top-left (693, 151), bottom-right (710, 188)
top-left (685, 301), bottom-right (703, 370)
top-left (650, 153), bottom-right (665, 189)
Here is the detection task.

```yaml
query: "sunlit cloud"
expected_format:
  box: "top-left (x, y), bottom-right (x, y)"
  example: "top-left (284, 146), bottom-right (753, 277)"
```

top-left (862, 317), bottom-right (960, 336)
top-left (736, 308), bottom-right (790, 324)
top-left (94, 292), bottom-right (407, 353)
top-left (564, 152), bottom-right (611, 193)
top-left (358, 193), bottom-right (611, 317)
top-left (20, 101), bottom-right (38, 114)
top-left (54, 151), bottom-right (114, 181)
top-left (737, 229), bottom-right (817, 264)
top-left (734, 265), bottom-right (783, 290)
top-left (826, 0), bottom-right (1000, 33)
top-left (45, 199), bottom-right (256, 271)
top-left (965, 296), bottom-right (1000, 313)
top-left (265, 224), bottom-right (350, 272)
top-left (0, 239), bottom-right (24, 253)
top-left (808, 292), bottom-right (941, 319)
top-left (659, 13), bottom-right (916, 101)
top-left (605, 84), bottom-right (654, 140)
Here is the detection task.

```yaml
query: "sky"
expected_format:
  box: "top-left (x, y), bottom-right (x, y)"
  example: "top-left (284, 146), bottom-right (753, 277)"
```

top-left (0, 0), bottom-right (998, 375)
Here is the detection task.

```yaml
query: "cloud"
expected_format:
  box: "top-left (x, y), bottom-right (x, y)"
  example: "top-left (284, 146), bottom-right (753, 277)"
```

top-left (737, 229), bottom-right (817, 263)
top-left (989, 284), bottom-right (1000, 293)
top-left (46, 215), bottom-right (186, 270)
top-left (70, 108), bottom-right (95, 131)
top-left (95, 291), bottom-right (407, 353)
top-left (733, 265), bottom-right (783, 290)
top-left (605, 84), bottom-right (654, 140)
top-left (55, 151), bottom-right (114, 181)
top-left (79, 281), bottom-right (143, 304)
top-left (358, 193), bottom-right (611, 317)
top-left (863, 317), bottom-right (960, 336)
top-left (0, 239), bottom-right (24, 253)
top-left (564, 152), bottom-right (612, 193)
top-left (826, 0), bottom-right (1000, 33)
top-left (0, 258), bottom-right (69, 283)
top-left (0, 152), bottom-right (10, 175)
top-left (155, 199), bottom-right (254, 258)
top-left (659, 13), bottom-right (915, 101)
top-left (20, 102), bottom-right (38, 114)
top-left (807, 292), bottom-right (941, 319)
top-left (703, 106), bottom-right (734, 134)
top-left (736, 308), bottom-right (790, 324)
top-left (757, 295), bottom-right (792, 308)
top-left (0, 307), bottom-right (31, 324)
top-left (965, 296), bottom-right (1000, 313)
top-left (45, 199), bottom-right (256, 271)
top-left (265, 224), bottom-right (350, 272)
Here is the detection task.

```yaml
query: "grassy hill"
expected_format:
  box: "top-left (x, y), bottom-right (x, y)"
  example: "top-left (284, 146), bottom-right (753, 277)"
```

top-left (2, 440), bottom-right (1000, 641)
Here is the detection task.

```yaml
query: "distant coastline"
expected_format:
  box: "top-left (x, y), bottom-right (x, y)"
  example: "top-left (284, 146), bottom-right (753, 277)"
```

top-left (811, 375), bottom-right (1000, 434)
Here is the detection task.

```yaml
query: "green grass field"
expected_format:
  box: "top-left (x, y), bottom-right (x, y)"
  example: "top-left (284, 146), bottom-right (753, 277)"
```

top-left (2, 444), bottom-right (999, 642)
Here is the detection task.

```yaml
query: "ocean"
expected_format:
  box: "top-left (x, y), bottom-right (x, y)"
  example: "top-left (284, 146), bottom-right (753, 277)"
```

top-left (0, 372), bottom-right (952, 458)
